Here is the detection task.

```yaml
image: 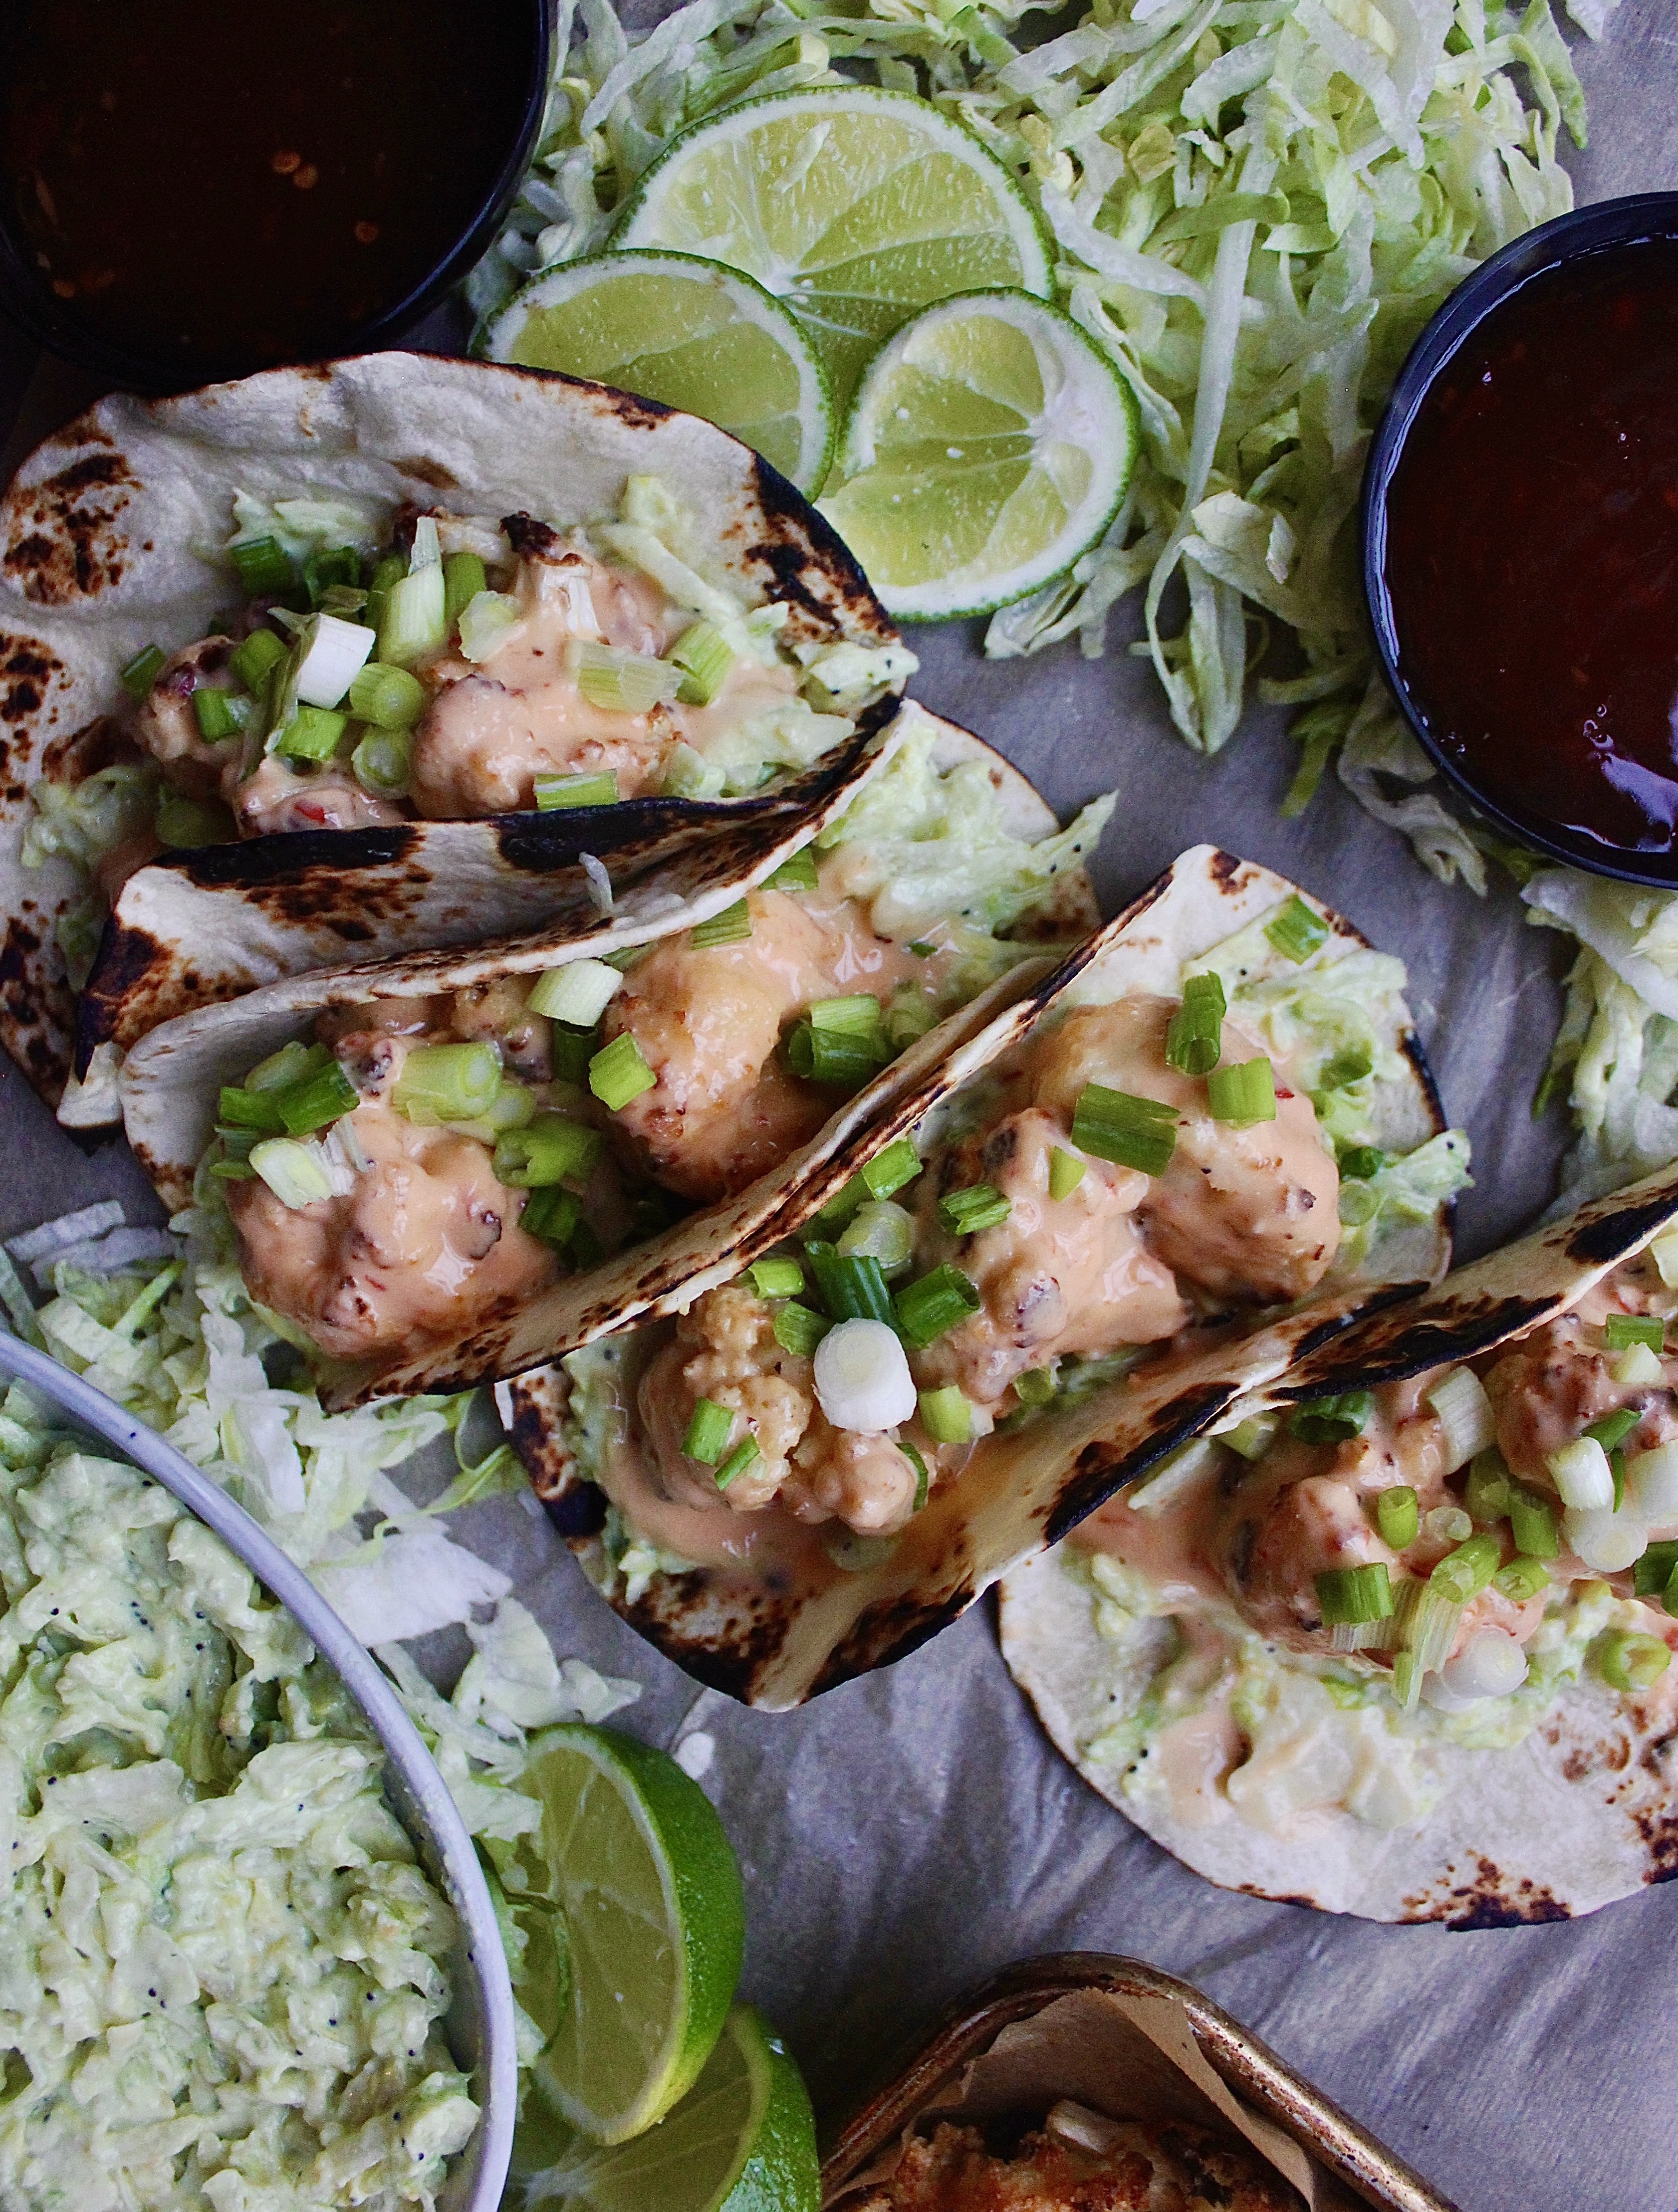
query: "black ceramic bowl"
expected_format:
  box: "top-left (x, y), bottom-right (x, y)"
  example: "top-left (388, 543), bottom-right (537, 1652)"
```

top-left (0, 0), bottom-right (551, 393)
top-left (1364, 190), bottom-right (1678, 886)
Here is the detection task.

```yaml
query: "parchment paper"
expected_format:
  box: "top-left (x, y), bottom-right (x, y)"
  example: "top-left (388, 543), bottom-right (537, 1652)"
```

top-left (0, 11), bottom-right (1674, 2208)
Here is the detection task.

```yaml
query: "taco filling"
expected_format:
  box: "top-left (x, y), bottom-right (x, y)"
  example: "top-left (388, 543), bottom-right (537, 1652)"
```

top-left (1037, 1243), bottom-right (1678, 1843)
top-left (560, 912), bottom-right (1469, 1599)
top-left (22, 475), bottom-right (912, 906)
top-left (206, 723), bottom-right (1112, 1367)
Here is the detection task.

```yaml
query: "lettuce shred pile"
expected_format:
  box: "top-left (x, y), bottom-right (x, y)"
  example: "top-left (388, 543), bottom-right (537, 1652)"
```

top-left (469, 0), bottom-right (1613, 777)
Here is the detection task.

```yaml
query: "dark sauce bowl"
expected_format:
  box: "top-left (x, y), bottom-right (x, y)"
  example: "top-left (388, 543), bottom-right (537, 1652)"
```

top-left (1364, 192), bottom-right (1678, 887)
top-left (0, 0), bottom-right (551, 393)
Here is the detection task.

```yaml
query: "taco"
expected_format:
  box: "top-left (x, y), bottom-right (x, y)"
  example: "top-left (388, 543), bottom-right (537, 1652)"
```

top-left (507, 846), bottom-right (1471, 1709)
top-left (115, 706), bottom-right (1108, 1407)
top-left (999, 1164), bottom-right (1678, 1923)
top-left (0, 351), bottom-right (911, 1109)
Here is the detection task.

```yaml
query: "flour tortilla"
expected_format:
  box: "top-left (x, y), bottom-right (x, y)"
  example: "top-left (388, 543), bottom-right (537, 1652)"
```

top-left (0, 351), bottom-right (901, 1107)
top-left (119, 710), bottom-right (1090, 1407)
top-left (1000, 1162), bottom-right (1678, 1923)
top-left (510, 844), bottom-right (1456, 1710)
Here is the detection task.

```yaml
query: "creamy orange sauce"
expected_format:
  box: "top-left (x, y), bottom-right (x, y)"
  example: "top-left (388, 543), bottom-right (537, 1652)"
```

top-left (228, 1097), bottom-right (556, 1361)
top-left (604, 878), bottom-right (927, 1203)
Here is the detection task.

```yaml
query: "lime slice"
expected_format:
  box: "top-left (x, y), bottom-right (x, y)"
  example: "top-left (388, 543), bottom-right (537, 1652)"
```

top-left (513, 2007), bottom-right (819, 2212)
top-left (817, 288), bottom-right (1139, 621)
top-left (511, 1723), bottom-right (746, 2146)
top-left (478, 250), bottom-right (834, 495)
top-left (614, 87), bottom-right (1051, 407)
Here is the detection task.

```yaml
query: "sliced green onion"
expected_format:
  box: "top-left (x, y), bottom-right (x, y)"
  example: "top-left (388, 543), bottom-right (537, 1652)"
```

top-left (1376, 1485), bottom-right (1419, 1550)
top-left (784, 1021), bottom-right (887, 1089)
top-left (231, 536), bottom-right (294, 596)
top-left (217, 1084), bottom-right (285, 1133)
top-left (1070, 1085), bottom-right (1177, 1177)
top-left (885, 996), bottom-right (935, 1051)
top-left (1584, 1406), bottom-right (1641, 1454)
top-left (574, 642), bottom-right (680, 714)
top-left (351, 729), bottom-right (412, 796)
top-left (1048, 1147), bottom-right (1086, 1202)
top-left (805, 1177), bottom-right (868, 1238)
top-left (1596, 1630), bottom-right (1672, 1692)
top-left (119, 643), bottom-right (167, 698)
top-left (1221, 1413), bottom-right (1277, 1461)
top-left (520, 1185), bottom-right (582, 1250)
top-left (348, 662), bottom-right (427, 729)
top-left (377, 562), bottom-right (447, 666)
top-left (549, 1024), bottom-right (601, 1087)
top-left (302, 545), bottom-right (363, 608)
top-left (274, 704), bottom-right (349, 762)
top-left (772, 1301), bottom-right (830, 1357)
top-left (836, 1201), bottom-right (916, 1278)
top-left (1316, 1562), bottom-right (1393, 1626)
top-left (1429, 1533), bottom-right (1501, 1605)
top-left (1398, 1581), bottom-right (1464, 1674)
top-left (908, 939), bottom-right (936, 958)
top-left (451, 1082), bottom-right (537, 1141)
top-left (1015, 1367), bottom-right (1057, 1408)
top-left (457, 588), bottom-right (523, 664)
top-left (893, 1264), bottom-right (981, 1351)
top-left (393, 1041), bottom-right (502, 1125)
top-left (408, 516), bottom-right (442, 571)
top-left (1548, 1435), bottom-right (1614, 1510)
top-left (1634, 1539), bottom-right (1678, 1600)
top-left (527, 959), bottom-right (623, 1027)
top-left (1494, 1555), bottom-right (1552, 1603)
top-left (691, 900), bottom-right (751, 949)
top-left (293, 612), bottom-right (376, 708)
top-left (902, 1440), bottom-right (930, 1514)
top-left (1206, 1056), bottom-right (1276, 1126)
top-left (682, 1398), bottom-right (735, 1465)
top-left (811, 995), bottom-right (884, 1036)
top-left (1288, 1392), bottom-right (1373, 1444)
top-left (192, 687), bottom-right (252, 742)
top-left (1338, 1144), bottom-right (1388, 1181)
top-left (588, 1032), bottom-right (656, 1111)
top-left (1165, 972), bottom-right (1225, 1077)
top-left (247, 1039), bottom-right (328, 1093)
top-left (668, 620), bottom-right (735, 706)
top-left (230, 627), bottom-right (287, 693)
top-left (1464, 1450), bottom-right (1513, 1525)
top-left (443, 551), bottom-right (488, 633)
top-left (862, 1137), bottom-right (921, 1202)
top-left (1508, 1485), bottom-right (1561, 1561)
top-left (749, 1257), bottom-right (804, 1299)
top-left (804, 1242), bottom-right (894, 1326)
top-left (1608, 1313), bottom-right (1669, 1354)
top-left (918, 1386), bottom-right (971, 1444)
top-left (535, 770), bottom-right (619, 811)
top-left (1265, 895), bottom-right (1329, 963)
top-left (272, 1059), bottom-right (359, 1136)
top-left (1613, 1342), bottom-right (1665, 1390)
top-left (1318, 1044), bottom-right (1373, 1091)
top-left (248, 1137), bottom-right (333, 1209)
top-left (937, 1183), bottom-right (1010, 1237)
top-left (493, 1115), bottom-right (603, 1190)
top-left (715, 1433), bottom-right (761, 1490)
top-left (1391, 1650), bottom-right (1423, 1711)
top-left (765, 849), bottom-right (818, 893)
top-left (155, 794), bottom-right (231, 849)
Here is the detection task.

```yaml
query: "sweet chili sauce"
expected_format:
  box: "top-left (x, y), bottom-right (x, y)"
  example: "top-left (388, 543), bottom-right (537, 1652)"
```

top-left (0, 0), bottom-right (532, 379)
top-left (1382, 238), bottom-right (1678, 861)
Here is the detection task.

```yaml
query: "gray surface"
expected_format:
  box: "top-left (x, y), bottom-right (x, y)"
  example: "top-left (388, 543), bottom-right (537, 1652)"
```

top-left (2, 8), bottom-right (1676, 2208)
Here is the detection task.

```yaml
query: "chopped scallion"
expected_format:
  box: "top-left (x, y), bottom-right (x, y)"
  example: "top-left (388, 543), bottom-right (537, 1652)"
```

top-left (443, 551), bottom-right (487, 633)
top-left (893, 1264), bottom-right (981, 1351)
top-left (918, 1386), bottom-right (971, 1444)
top-left (376, 562), bottom-right (447, 666)
top-left (588, 1032), bottom-right (657, 1111)
top-left (573, 641), bottom-right (680, 714)
top-left (191, 687), bottom-right (251, 742)
top-left (1338, 1144), bottom-right (1387, 1181)
top-left (248, 1137), bottom-right (332, 1209)
top-left (351, 729), bottom-right (412, 796)
top-left (119, 643), bottom-right (167, 698)
top-left (784, 1020), bottom-right (887, 1089)
top-left (765, 848), bottom-right (818, 893)
top-left (231, 536), bottom-right (295, 596)
top-left (1463, 1449), bottom-right (1513, 1525)
top-left (1508, 1484), bottom-right (1561, 1560)
top-left (903, 1440), bottom-right (930, 1513)
top-left (715, 1433), bottom-right (761, 1490)
top-left (1015, 1366), bottom-right (1057, 1407)
top-left (549, 1024), bottom-right (601, 1087)
top-left (1315, 1562), bottom-right (1393, 1625)
top-left (1428, 1532), bottom-right (1501, 1604)
top-left (1319, 1044), bottom-right (1373, 1091)
top-left (1375, 1485), bottom-right (1419, 1550)
top-left (273, 704), bottom-right (349, 762)
top-left (393, 1041), bottom-right (502, 1126)
top-left (217, 1084), bottom-right (284, 1134)
top-left (271, 1059), bottom-right (359, 1137)
top-left (1165, 971), bottom-right (1225, 1076)
top-left (1584, 1406), bottom-right (1641, 1453)
top-left (1265, 894), bottom-right (1329, 963)
top-left (668, 619), bottom-right (734, 706)
top-left (1288, 1392), bottom-right (1373, 1444)
top-left (247, 1039), bottom-right (328, 1092)
top-left (520, 1185), bottom-right (583, 1250)
top-left (155, 794), bottom-right (230, 849)
top-left (1070, 1085), bottom-right (1177, 1177)
top-left (1596, 1630), bottom-right (1672, 1692)
top-left (230, 626), bottom-right (287, 693)
top-left (1048, 1147), bottom-right (1086, 1202)
top-left (1494, 1555), bottom-right (1552, 1603)
top-left (1206, 1056), bottom-right (1276, 1126)
top-left (527, 959), bottom-right (623, 1027)
top-left (811, 994), bottom-right (883, 1036)
top-left (302, 545), bottom-right (363, 608)
top-left (1633, 1538), bottom-right (1678, 1601)
top-left (1605, 1312), bottom-right (1666, 1353)
top-left (836, 1201), bottom-right (915, 1277)
top-left (804, 1242), bottom-right (894, 1326)
top-left (691, 900), bottom-right (751, 949)
top-left (937, 1183), bottom-right (1011, 1236)
top-left (493, 1114), bottom-right (603, 1190)
top-left (749, 1257), bottom-right (804, 1300)
top-left (348, 661), bottom-right (427, 729)
top-left (535, 770), bottom-right (619, 811)
top-left (772, 1301), bottom-right (830, 1357)
top-left (862, 1137), bottom-right (921, 1202)
top-left (682, 1398), bottom-right (735, 1465)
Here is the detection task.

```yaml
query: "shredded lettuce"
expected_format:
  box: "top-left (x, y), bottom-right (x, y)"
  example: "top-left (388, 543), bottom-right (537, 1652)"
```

top-left (470, 0), bottom-right (1612, 766)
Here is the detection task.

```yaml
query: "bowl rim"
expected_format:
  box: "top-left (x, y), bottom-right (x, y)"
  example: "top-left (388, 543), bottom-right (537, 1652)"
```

top-left (0, 0), bottom-right (552, 393)
top-left (0, 1328), bottom-right (518, 2212)
top-left (1362, 189), bottom-right (1678, 889)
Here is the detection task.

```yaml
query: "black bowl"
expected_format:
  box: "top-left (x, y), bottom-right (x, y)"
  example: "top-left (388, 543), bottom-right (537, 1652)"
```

top-left (1363, 190), bottom-right (1678, 887)
top-left (0, 0), bottom-right (551, 395)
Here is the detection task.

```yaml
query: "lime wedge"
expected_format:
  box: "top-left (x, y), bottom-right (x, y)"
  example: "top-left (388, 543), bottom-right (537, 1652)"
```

top-left (511, 1724), bottom-right (745, 2146)
top-left (614, 87), bottom-right (1051, 407)
top-left (513, 2007), bottom-right (819, 2212)
top-left (478, 250), bottom-right (835, 495)
top-left (817, 287), bottom-right (1139, 621)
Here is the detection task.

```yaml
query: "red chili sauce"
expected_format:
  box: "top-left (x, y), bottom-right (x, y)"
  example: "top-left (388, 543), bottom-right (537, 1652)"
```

top-left (0, 0), bottom-right (533, 378)
top-left (1382, 239), bottom-right (1678, 862)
